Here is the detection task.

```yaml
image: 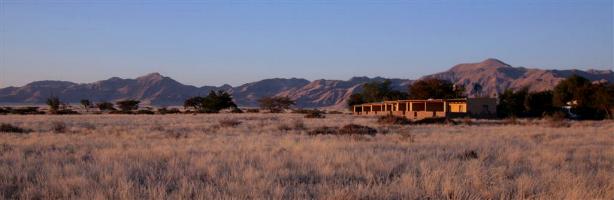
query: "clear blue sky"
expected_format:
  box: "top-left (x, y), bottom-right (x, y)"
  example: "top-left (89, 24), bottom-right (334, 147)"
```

top-left (1, 0), bottom-right (612, 87)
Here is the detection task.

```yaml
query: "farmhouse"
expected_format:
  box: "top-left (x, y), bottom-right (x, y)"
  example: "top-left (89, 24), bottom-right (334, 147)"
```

top-left (352, 98), bottom-right (496, 120)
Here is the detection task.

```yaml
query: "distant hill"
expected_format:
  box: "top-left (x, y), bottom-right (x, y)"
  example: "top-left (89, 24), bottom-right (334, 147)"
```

top-left (422, 58), bottom-right (613, 97)
top-left (1, 59), bottom-right (612, 108)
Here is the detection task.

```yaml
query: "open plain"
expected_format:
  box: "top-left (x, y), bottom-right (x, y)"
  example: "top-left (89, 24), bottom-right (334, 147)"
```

top-left (0, 114), bottom-right (613, 199)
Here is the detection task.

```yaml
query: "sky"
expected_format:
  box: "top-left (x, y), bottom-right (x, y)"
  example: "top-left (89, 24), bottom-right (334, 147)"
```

top-left (0, 0), bottom-right (612, 87)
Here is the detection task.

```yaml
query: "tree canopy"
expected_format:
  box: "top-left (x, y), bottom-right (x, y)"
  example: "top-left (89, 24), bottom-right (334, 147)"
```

top-left (346, 80), bottom-right (408, 109)
top-left (184, 90), bottom-right (237, 113)
top-left (408, 79), bottom-right (465, 99)
top-left (116, 100), bottom-right (140, 112)
top-left (258, 96), bottom-right (295, 113)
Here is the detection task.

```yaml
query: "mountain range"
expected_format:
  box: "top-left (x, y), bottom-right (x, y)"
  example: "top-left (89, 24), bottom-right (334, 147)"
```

top-left (1, 58), bottom-right (612, 109)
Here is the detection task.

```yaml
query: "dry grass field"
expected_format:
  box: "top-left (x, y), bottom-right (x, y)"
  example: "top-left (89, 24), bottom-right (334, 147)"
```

top-left (0, 114), bottom-right (613, 199)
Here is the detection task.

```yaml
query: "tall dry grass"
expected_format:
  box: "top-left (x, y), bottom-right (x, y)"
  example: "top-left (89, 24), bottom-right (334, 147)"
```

top-left (0, 114), bottom-right (612, 199)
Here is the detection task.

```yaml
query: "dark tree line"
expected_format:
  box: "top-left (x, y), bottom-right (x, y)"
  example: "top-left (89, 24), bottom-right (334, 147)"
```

top-left (497, 75), bottom-right (613, 119)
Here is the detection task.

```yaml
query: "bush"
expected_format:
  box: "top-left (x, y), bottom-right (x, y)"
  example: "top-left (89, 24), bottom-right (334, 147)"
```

top-left (244, 109), bottom-right (259, 113)
top-left (278, 120), bottom-right (307, 131)
top-left (219, 119), bottom-right (241, 127)
top-left (545, 111), bottom-right (570, 127)
top-left (277, 124), bottom-right (292, 131)
top-left (109, 110), bottom-right (133, 114)
top-left (51, 121), bottom-right (67, 133)
top-left (157, 107), bottom-right (181, 114)
top-left (96, 102), bottom-right (116, 111)
top-left (0, 107), bottom-right (8, 115)
top-left (377, 115), bottom-right (410, 125)
top-left (327, 110), bottom-right (343, 114)
top-left (55, 109), bottom-right (79, 115)
top-left (0, 123), bottom-right (31, 133)
top-left (338, 124), bottom-right (377, 136)
top-left (136, 110), bottom-right (155, 115)
top-left (116, 100), bottom-right (140, 112)
top-left (304, 110), bottom-right (325, 118)
top-left (413, 117), bottom-right (450, 125)
top-left (307, 126), bottom-right (340, 135)
top-left (457, 150), bottom-right (479, 160)
top-left (308, 124), bottom-right (377, 136)
top-left (8, 107), bottom-right (44, 115)
top-left (230, 108), bottom-right (244, 113)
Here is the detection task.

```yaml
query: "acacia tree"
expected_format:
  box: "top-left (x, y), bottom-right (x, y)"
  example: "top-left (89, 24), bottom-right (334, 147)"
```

top-left (80, 99), bottom-right (92, 112)
top-left (258, 96), bottom-right (295, 113)
top-left (184, 96), bottom-right (206, 111)
top-left (96, 102), bottom-right (115, 111)
top-left (46, 97), bottom-right (61, 114)
top-left (115, 100), bottom-right (140, 112)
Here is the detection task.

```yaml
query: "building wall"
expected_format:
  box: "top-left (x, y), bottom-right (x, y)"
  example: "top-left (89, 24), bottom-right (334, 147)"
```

top-left (467, 98), bottom-right (497, 118)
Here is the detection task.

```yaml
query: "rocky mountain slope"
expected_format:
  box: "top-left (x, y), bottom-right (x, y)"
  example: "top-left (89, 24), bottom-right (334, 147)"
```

top-left (422, 58), bottom-right (613, 97)
top-left (1, 59), bottom-right (611, 108)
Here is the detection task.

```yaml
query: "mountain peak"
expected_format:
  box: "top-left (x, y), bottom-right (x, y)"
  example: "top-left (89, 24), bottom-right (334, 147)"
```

top-left (481, 58), bottom-right (508, 66)
top-left (138, 72), bottom-right (163, 79)
top-left (136, 72), bottom-right (167, 83)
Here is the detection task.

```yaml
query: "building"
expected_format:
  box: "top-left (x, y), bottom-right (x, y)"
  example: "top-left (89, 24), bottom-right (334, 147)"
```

top-left (352, 98), bottom-right (496, 120)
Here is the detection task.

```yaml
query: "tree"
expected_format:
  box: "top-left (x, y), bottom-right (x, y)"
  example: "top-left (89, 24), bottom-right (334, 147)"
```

top-left (258, 96), bottom-right (295, 113)
top-left (183, 90), bottom-right (237, 113)
top-left (346, 93), bottom-right (366, 109)
top-left (80, 99), bottom-right (92, 112)
top-left (553, 75), bottom-right (592, 108)
top-left (184, 96), bottom-right (206, 111)
top-left (497, 88), bottom-right (528, 118)
top-left (96, 102), bottom-right (115, 111)
top-left (524, 90), bottom-right (554, 117)
top-left (472, 83), bottom-right (483, 97)
top-left (115, 100), bottom-right (140, 112)
top-left (201, 90), bottom-right (237, 113)
top-left (592, 83), bottom-right (614, 119)
top-left (346, 80), bottom-right (408, 110)
top-left (408, 79), bottom-right (465, 99)
top-left (552, 75), bottom-right (610, 119)
top-left (46, 97), bottom-right (61, 114)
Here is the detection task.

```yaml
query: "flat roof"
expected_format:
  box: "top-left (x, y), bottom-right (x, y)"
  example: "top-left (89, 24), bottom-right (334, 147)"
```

top-left (354, 98), bottom-right (468, 106)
